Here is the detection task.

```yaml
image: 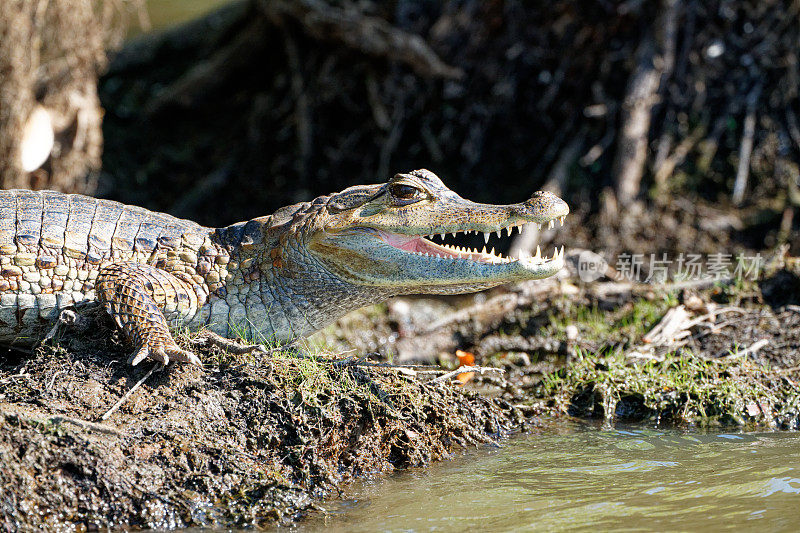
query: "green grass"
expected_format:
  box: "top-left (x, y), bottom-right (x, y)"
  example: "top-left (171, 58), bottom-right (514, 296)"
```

top-left (179, 321), bottom-right (420, 416)
top-left (539, 348), bottom-right (796, 426)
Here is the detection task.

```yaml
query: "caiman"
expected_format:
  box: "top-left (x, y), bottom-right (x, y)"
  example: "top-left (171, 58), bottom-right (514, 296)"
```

top-left (0, 169), bottom-right (568, 365)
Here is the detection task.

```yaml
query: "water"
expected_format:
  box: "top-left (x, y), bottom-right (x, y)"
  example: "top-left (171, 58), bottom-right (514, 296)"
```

top-left (294, 422), bottom-right (800, 532)
top-left (142, 0), bottom-right (231, 32)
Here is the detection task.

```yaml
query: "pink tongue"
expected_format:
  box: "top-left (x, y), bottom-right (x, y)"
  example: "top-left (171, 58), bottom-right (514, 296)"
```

top-left (380, 231), bottom-right (424, 252)
top-left (400, 239), bottom-right (425, 253)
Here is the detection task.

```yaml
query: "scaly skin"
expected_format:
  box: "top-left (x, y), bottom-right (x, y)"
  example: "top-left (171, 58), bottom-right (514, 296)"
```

top-left (0, 169), bottom-right (568, 365)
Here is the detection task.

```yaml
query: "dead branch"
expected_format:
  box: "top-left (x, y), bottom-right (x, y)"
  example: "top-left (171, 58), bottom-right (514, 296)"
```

top-left (732, 83), bottom-right (762, 205)
top-left (2, 409), bottom-right (122, 436)
top-left (654, 125), bottom-right (704, 191)
top-left (642, 305), bottom-right (690, 344)
top-left (100, 362), bottom-right (163, 421)
top-left (257, 0), bottom-right (462, 79)
top-left (429, 365), bottom-right (504, 384)
top-left (719, 338), bottom-right (769, 359)
top-left (144, 15), bottom-right (267, 116)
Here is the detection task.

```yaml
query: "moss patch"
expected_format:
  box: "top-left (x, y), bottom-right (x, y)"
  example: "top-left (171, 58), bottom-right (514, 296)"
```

top-left (538, 349), bottom-right (800, 428)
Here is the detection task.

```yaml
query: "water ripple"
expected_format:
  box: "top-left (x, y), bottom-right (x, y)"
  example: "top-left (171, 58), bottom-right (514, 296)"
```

top-left (292, 424), bottom-right (800, 532)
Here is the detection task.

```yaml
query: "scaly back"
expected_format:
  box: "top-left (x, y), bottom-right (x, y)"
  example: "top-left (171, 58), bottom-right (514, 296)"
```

top-left (0, 189), bottom-right (208, 344)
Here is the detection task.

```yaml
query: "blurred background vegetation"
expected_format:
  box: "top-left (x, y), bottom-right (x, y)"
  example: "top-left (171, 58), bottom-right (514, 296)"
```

top-left (2, 0), bottom-right (798, 260)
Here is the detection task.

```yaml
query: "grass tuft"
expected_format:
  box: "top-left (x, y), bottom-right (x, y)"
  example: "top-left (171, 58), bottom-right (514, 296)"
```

top-left (539, 348), bottom-right (800, 427)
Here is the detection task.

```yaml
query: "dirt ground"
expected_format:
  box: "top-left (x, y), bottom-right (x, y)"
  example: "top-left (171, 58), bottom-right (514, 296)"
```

top-left (0, 308), bottom-right (530, 531)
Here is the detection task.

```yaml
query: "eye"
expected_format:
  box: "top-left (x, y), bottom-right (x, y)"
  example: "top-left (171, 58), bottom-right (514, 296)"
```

top-left (389, 183), bottom-right (422, 201)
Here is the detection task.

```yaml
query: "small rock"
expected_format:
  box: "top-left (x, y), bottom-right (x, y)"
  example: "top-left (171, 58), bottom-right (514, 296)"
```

top-left (565, 325), bottom-right (579, 341)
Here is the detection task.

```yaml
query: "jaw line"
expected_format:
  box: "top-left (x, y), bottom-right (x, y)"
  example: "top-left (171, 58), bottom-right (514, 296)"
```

top-left (311, 227), bottom-right (565, 289)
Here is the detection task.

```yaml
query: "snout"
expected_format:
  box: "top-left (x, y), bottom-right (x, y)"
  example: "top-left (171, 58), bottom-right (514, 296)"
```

top-left (521, 191), bottom-right (570, 221)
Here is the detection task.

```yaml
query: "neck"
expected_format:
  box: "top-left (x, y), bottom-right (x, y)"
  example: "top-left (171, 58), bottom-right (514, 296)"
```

top-left (207, 210), bottom-right (391, 343)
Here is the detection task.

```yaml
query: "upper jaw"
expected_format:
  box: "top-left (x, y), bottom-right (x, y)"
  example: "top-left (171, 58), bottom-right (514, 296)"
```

top-left (367, 190), bottom-right (570, 238)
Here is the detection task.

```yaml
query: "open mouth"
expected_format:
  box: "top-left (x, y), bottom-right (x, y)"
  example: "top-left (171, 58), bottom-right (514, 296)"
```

top-left (377, 215), bottom-right (566, 266)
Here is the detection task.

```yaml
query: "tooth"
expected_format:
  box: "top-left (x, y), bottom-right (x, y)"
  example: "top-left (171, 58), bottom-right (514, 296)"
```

top-left (560, 245), bottom-right (565, 258)
top-left (482, 246), bottom-right (488, 254)
top-left (495, 230), bottom-right (501, 238)
top-left (535, 245), bottom-right (541, 259)
top-left (560, 216), bottom-right (565, 226)
top-left (440, 234), bottom-right (445, 240)
top-left (490, 247), bottom-right (496, 256)
top-left (548, 220), bottom-right (554, 230)
top-left (536, 223), bottom-right (542, 230)
top-left (484, 232), bottom-right (490, 244)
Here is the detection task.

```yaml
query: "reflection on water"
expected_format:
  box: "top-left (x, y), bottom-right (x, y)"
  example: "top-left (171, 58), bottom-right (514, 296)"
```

top-left (293, 422), bottom-right (800, 532)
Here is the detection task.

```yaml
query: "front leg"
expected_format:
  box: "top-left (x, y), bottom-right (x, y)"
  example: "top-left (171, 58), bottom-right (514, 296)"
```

top-left (96, 262), bottom-right (202, 366)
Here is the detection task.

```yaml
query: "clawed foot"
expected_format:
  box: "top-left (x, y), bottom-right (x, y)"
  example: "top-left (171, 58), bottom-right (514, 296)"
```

top-left (129, 343), bottom-right (202, 367)
top-left (192, 330), bottom-right (267, 354)
top-left (127, 330), bottom-right (295, 367)
top-left (192, 330), bottom-right (293, 357)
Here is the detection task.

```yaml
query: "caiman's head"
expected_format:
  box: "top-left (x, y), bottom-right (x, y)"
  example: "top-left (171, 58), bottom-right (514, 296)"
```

top-left (306, 169), bottom-right (569, 295)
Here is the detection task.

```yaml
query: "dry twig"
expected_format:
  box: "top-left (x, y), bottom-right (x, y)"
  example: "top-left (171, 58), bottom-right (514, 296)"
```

top-left (100, 362), bottom-right (163, 421)
top-left (429, 365), bottom-right (504, 384)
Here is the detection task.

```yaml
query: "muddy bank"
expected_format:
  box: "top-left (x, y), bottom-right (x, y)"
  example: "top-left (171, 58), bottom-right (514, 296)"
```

top-left (0, 313), bottom-right (528, 531)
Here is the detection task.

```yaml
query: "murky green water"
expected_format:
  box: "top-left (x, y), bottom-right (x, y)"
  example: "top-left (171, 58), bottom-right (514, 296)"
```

top-left (294, 422), bottom-right (800, 532)
top-left (141, 0), bottom-right (231, 32)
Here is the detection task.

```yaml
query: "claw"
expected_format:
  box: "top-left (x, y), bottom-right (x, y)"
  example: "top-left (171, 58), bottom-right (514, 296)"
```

top-left (129, 344), bottom-right (201, 367)
top-left (129, 347), bottom-right (150, 366)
